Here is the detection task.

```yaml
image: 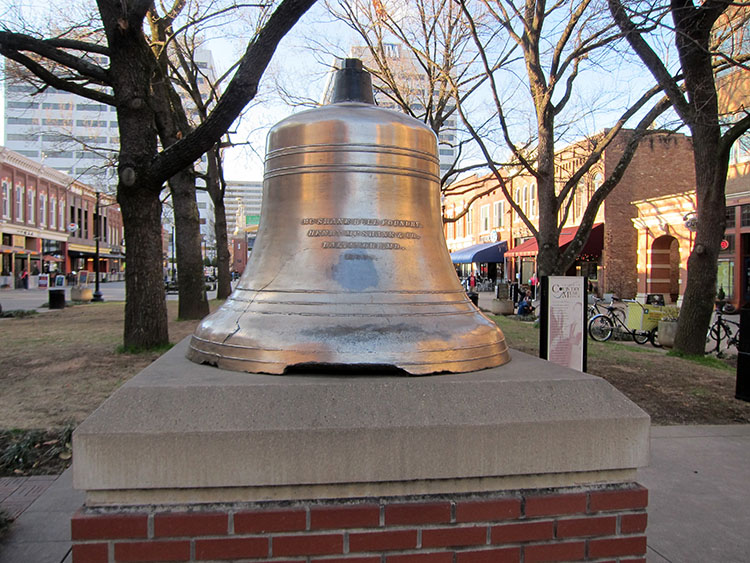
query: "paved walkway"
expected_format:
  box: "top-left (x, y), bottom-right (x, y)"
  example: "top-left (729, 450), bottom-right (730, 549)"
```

top-left (0, 469), bottom-right (82, 563)
top-left (0, 426), bottom-right (748, 562)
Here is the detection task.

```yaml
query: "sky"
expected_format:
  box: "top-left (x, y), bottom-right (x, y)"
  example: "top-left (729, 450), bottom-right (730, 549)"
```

top-left (0, 0), bottom-right (681, 185)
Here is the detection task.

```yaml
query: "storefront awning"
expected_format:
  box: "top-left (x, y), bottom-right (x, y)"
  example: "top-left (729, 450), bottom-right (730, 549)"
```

top-left (0, 245), bottom-right (40, 256)
top-left (450, 241), bottom-right (508, 264)
top-left (43, 255), bottom-right (64, 262)
top-left (505, 223), bottom-right (603, 258)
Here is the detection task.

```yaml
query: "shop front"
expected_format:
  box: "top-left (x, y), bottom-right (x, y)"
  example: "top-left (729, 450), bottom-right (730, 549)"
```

top-left (449, 240), bottom-right (508, 288)
top-left (504, 223), bottom-right (604, 291)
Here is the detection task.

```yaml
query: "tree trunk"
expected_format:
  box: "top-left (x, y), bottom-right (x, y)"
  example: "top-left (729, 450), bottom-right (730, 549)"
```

top-left (673, 126), bottom-right (725, 354)
top-left (206, 146), bottom-right (232, 299)
top-left (213, 196), bottom-right (232, 299)
top-left (101, 0), bottom-right (169, 348)
top-left (119, 187), bottom-right (169, 349)
top-left (171, 169), bottom-right (210, 320)
top-left (535, 106), bottom-right (560, 278)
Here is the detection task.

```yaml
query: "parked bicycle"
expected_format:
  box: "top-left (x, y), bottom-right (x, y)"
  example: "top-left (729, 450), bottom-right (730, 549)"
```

top-left (588, 298), bottom-right (660, 346)
top-left (587, 296), bottom-right (623, 323)
top-left (706, 304), bottom-right (740, 356)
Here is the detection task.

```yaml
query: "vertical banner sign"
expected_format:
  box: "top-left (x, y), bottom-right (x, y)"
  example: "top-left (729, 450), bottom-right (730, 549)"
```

top-left (540, 276), bottom-right (587, 372)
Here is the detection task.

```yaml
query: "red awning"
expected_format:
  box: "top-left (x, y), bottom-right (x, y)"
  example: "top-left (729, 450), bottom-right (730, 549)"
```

top-left (505, 223), bottom-right (603, 258)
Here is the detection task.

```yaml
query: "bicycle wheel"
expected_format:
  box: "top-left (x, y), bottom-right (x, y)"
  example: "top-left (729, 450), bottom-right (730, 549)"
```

top-left (706, 323), bottom-right (730, 354)
top-left (725, 321), bottom-right (741, 351)
top-left (633, 329), bottom-right (650, 345)
top-left (587, 305), bottom-right (597, 322)
top-left (589, 315), bottom-right (614, 342)
top-left (612, 308), bottom-right (626, 327)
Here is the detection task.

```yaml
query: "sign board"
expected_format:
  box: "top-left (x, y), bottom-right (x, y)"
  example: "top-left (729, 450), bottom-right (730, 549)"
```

top-left (38, 274), bottom-right (49, 288)
top-left (539, 276), bottom-right (587, 372)
top-left (55, 275), bottom-right (65, 287)
top-left (77, 270), bottom-right (89, 286)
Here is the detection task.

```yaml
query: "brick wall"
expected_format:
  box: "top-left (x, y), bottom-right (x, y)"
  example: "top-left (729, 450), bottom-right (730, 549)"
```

top-left (71, 483), bottom-right (647, 562)
top-left (602, 133), bottom-right (696, 298)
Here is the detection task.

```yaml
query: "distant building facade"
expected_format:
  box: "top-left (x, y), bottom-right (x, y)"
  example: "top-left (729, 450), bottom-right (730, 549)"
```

top-left (444, 130), bottom-right (696, 301)
top-left (1, 146), bottom-right (123, 288)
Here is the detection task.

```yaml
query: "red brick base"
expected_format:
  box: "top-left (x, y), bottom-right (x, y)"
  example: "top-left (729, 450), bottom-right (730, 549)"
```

top-left (72, 483), bottom-right (647, 562)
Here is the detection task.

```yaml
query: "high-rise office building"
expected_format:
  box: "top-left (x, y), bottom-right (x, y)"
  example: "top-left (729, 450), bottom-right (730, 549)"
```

top-left (4, 48), bottom-right (218, 194)
top-left (224, 179), bottom-right (264, 236)
top-left (344, 44), bottom-right (460, 182)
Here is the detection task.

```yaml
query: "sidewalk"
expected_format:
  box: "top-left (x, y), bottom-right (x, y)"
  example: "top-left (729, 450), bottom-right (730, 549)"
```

top-left (1, 426), bottom-right (748, 562)
top-left (0, 469), bottom-right (83, 563)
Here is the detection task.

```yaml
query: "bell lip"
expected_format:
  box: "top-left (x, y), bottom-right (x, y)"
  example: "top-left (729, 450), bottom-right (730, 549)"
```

top-left (186, 336), bottom-right (511, 376)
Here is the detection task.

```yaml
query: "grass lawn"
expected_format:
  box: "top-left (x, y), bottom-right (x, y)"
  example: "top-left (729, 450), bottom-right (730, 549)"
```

top-left (491, 314), bottom-right (749, 426)
top-left (0, 302), bottom-right (748, 475)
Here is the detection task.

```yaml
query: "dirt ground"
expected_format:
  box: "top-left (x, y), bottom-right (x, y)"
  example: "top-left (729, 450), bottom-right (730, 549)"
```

top-left (0, 301), bottom-right (204, 429)
top-left (0, 302), bottom-right (748, 475)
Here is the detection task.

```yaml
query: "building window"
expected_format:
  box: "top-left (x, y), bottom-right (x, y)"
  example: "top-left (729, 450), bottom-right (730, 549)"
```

top-left (742, 204), bottom-right (750, 227)
top-left (27, 189), bottom-right (35, 223)
top-left (725, 205), bottom-right (736, 229)
top-left (15, 185), bottom-right (24, 222)
top-left (522, 185), bottom-right (529, 215)
top-left (50, 197), bottom-right (57, 229)
top-left (466, 207), bottom-right (473, 235)
top-left (494, 201), bottom-right (504, 228)
top-left (1, 181), bottom-right (8, 219)
top-left (529, 184), bottom-right (536, 217)
top-left (40, 194), bottom-right (47, 227)
top-left (480, 204), bottom-right (490, 232)
top-left (575, 183), bottom-right (583, 218)
top-left (730, 132), bottom-right (750, 165)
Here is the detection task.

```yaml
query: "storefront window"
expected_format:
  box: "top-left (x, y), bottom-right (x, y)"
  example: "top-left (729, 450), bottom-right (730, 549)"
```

top-left (717, 260), bottom-right (734, 300)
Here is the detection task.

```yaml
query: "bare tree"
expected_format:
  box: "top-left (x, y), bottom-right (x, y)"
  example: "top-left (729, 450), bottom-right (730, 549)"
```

top-left (453, 0), bottom-right (671, 278)
top-left (609, 0), bottom-right (750, 355)
top-left (0, 0), bottom-right (317, 348)
top-left (325, 0), bottom-right (489, 187)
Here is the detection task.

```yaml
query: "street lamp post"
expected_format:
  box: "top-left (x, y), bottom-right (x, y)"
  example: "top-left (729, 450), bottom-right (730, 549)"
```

top-left (93, 192), bottom-right (103, 302)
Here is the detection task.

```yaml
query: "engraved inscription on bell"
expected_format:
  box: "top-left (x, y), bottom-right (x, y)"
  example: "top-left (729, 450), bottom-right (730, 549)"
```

top-left (187, 59), bottom-right (510, 375)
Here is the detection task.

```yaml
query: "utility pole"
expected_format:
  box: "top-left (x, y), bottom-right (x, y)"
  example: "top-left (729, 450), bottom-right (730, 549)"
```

top-left (93, 191), bottom-right (103, 302)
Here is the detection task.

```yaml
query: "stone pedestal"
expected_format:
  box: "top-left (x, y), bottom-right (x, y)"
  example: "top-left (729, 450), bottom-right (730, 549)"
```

top-left (72, 338), bottom-right (650, 562)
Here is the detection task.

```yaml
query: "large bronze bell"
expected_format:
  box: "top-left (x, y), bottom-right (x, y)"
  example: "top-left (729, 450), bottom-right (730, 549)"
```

top-left (187, 59), bottom-right (510, 374)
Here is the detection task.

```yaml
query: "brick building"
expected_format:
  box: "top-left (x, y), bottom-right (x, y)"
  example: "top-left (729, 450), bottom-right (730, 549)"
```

top-left (1, 146), bottom-right (124, 288)
top-left (444, 130), bottom-right (696, 299)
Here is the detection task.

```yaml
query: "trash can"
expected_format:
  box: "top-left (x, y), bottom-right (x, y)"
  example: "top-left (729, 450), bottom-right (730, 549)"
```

top-left (467, 291), bottom-right (479, 307)
top-left (49, 289), bottom-right (65, 310)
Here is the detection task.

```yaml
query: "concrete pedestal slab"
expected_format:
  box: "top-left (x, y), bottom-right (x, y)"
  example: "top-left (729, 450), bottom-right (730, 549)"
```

top-left (73, 339), bottom-right (649, 506)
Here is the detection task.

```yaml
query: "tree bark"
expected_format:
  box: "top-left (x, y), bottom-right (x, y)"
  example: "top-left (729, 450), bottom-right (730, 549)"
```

top-left (206, 146), bottom-right (232, 299)
top-left (171, 170), bottom-right (210, 319)
top-left (119, 187), bottom-right (169, 349)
